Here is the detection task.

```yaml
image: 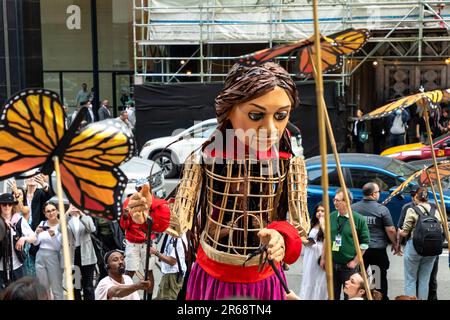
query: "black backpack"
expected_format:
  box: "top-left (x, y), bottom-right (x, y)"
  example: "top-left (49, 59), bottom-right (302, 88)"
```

top-left (412, 205), bottom-right (444, 256)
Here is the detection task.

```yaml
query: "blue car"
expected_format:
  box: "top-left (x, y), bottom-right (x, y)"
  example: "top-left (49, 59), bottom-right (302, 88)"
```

top-left (306, 153), bottom-right (450, 226)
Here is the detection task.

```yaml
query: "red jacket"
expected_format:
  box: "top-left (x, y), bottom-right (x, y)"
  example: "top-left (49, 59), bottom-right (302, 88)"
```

top-left (120, 196), bottom-right (170, 243)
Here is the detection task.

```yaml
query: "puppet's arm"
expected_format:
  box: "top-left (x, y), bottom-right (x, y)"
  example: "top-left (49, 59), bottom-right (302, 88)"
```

top-left (287, 156), bottom-right (310, 239)
top-left (167, 153), bottom-right (203, 237)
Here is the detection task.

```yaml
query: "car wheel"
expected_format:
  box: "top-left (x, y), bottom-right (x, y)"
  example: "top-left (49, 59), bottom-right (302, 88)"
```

top-left (152, 151), bottom-right (177, 178)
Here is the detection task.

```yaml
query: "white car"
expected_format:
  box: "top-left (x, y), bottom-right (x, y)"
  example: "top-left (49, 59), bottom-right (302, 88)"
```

top-left (140, 118), bottom-right (304, 178)
top-left (140, 119), bottom-right (217, 178)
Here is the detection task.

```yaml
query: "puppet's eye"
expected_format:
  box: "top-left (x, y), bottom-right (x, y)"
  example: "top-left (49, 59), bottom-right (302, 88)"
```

top-left (274, 111), bottom-right (288, 121)
top-left (249, 113), bottom-right (264, 121)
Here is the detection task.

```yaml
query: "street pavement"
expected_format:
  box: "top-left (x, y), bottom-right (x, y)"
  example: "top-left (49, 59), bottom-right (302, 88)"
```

top-left (151, 179), bottom-right (450, 300)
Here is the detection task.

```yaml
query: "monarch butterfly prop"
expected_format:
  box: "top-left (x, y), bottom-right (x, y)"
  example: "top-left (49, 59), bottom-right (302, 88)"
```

top-left (237, 28), bottom-right (370, 78)
top-left (362, 89), bottom-right (448, 121)
top-left (382, 160), bottom-right (450, 205)
top-left (382, 169), bottom-right (424, 205)
top-left (0, 89), bottom-right (134, 220)
top-left (419, 160), bottom-right (450, 186)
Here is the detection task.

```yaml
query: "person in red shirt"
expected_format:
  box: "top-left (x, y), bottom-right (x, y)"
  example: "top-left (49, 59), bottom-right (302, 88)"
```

top-left (119, 183), bottom-right (170, 296)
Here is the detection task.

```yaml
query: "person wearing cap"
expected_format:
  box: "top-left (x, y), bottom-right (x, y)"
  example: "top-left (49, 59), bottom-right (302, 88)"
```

top-left (94, 250), bottom-right (151, 300)
top-left (0, 193), bottom-right (36, 291)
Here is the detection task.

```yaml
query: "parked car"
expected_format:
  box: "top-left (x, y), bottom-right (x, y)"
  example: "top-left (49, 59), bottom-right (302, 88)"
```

top-left (306, 153), bottom-right (450, 226)
top-left (1, 157), bottom-right (166, 210)
top-left (381, 133), bottom-right (450, 162)
top-left (140, 118), bottom-right (304, 178)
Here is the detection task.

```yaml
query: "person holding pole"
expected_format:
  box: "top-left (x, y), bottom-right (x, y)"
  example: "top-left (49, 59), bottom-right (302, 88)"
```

top-left (320, 188), bottom-right (370, 300)
top-left (120, 181), bottom-right (170, 298)
top-left (94, 250), bottom-right (151, 300)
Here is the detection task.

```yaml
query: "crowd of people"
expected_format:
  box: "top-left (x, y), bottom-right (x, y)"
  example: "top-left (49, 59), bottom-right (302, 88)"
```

top-left (1, 177), bottom-right (443, 301)
top-left (301, 183), bottom-right (445, 301)
top-left (0, 174), bottom-right (182, 300)
top-left (0, 62), bottom-right (447, 301)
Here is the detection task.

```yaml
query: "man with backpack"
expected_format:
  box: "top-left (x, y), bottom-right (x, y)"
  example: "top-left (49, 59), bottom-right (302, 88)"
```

top-left (398, 187), bottom-right (444, 300)
top-left (151, 232), bottom-right (187, 300)
top-left (387, 108), bottom-right (410, 147)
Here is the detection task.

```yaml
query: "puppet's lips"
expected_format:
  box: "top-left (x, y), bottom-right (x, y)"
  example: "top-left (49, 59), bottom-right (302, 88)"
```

top-left (255, 137), bottom-right (278, 146)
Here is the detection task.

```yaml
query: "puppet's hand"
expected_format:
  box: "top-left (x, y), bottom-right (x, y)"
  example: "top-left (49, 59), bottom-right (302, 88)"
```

top-left (127, 184), bottom-right (152, 224)
top-left (257, 228), bottom-right (285, 263)
top-left (140, 184), bottom-right (152, 208)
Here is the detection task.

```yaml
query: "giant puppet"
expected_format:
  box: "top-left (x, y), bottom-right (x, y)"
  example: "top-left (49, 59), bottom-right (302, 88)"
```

top-left (167, 62), bottom-right (309, 300)
top-left (147, 28), bottom-right (371, 300)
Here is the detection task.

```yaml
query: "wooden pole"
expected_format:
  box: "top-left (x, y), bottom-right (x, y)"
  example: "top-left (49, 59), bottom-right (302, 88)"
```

top-left (321, 95), bottom-right (372, 300)
top-left (312, 0), bottom-right (334, 300)
top-left (310, 8), bottom-right (371, 298)
top-left (423, 106), bottom-right (450, 247)
top-left (426, 170), bottom-right (445, 221)
top-left (53, 156), bottom-right (74, 300)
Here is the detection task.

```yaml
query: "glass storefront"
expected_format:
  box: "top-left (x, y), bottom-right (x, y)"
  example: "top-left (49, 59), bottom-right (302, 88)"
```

top-left (40, 0), bottom-right (133, 114)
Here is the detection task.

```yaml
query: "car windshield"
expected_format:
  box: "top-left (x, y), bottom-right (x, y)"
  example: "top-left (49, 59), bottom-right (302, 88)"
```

top-left (385, 158), bottom-right (417, 178)
top-left (424, 132), bottom-right (450, 146)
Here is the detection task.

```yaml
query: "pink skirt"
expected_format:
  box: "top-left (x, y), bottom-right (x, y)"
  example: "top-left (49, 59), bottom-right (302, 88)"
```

top-left (186, 262), bottom-right (287, 300)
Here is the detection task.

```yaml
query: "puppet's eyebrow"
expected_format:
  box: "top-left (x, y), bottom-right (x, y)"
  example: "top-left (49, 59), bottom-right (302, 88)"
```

top-left (250, 104), bottom-right (290, 111)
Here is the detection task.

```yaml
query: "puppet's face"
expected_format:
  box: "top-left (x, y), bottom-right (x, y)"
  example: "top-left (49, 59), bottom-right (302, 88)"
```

top-left (228, 86), bottom-right (291, 151)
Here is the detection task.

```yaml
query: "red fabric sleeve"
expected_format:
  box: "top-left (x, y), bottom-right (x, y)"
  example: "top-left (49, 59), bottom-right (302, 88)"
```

top-left (149, 197), bottom-right (171, 233)
top-left (267, 221), bottom-right (302, 264)
top-left (119, 197), bottom-right (130, 230)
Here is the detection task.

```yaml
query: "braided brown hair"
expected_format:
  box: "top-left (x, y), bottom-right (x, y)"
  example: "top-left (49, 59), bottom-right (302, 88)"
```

top-left (214, 62), bottom-right (299, 125)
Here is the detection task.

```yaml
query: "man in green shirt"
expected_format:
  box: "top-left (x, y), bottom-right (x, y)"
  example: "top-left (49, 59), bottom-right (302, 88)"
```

top-left (320, 188), bottom-right (370, 299)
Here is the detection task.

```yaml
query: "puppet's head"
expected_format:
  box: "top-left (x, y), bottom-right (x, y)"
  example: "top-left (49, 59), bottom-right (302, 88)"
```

top-left (214, 62), bottom-right (299, 152)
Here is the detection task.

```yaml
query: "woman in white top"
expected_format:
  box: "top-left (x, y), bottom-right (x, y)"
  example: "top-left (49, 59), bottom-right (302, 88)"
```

top-left (34, 201), bottom-right (63, 300)
top-left (0, 193), bottom-right (36, 290)
top-left (299, 203), bottom-right (327, 300)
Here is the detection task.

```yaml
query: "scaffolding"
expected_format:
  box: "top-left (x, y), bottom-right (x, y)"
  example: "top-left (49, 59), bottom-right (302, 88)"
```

top-left (133, 0), bottom-right (450, 87)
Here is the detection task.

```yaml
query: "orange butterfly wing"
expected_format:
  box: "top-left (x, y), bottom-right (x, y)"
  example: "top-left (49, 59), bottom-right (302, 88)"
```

top-left (0, 89), bottom-right (64, 179)
top-left (420, 160), bottom-right (450, 186)
top-left (237, 38), bottom-right (312, 66)
top-left (60, 119), bottom-right (134, 219)
top-left (362, 90), bottom-right (444, 120)
top-left (296, 29), bottom-right (370, 78)
top-left (236, 28), bottom-right (370, 79)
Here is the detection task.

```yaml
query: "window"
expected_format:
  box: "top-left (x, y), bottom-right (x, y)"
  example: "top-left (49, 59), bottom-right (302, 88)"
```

top-left (307, 167), bottom-right (342, 187)
top-left (193, 124), bottom-right (217, 138)
top-left (349, 168), bottom-right (397, 191)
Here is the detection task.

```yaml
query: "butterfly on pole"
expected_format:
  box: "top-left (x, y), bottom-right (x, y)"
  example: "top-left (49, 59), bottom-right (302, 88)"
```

top-left (237, 28), bottom-right (370, 78)
top-left (361, 89), bottom-right (446, 121)
top-left (0, 89), bottom-right (134, 220)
